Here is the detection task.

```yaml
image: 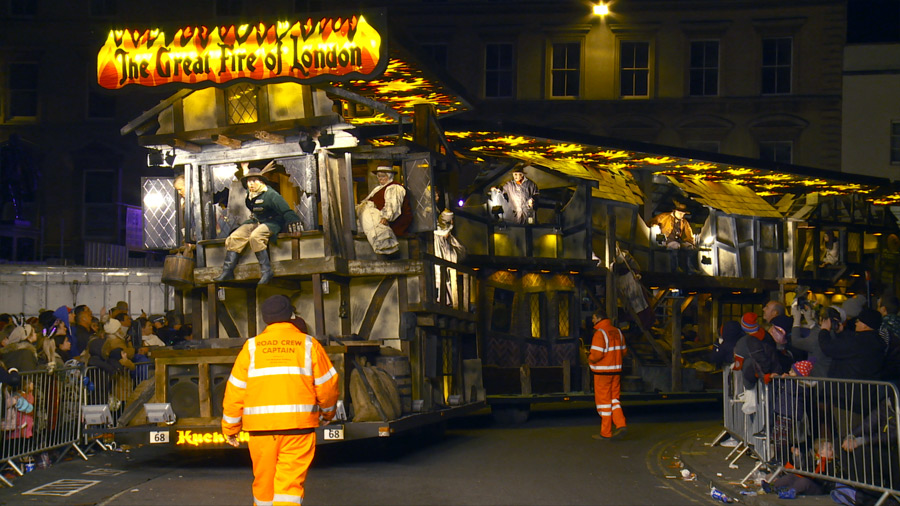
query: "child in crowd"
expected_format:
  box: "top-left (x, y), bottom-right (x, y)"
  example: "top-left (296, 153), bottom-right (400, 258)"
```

top-left (764, 438), bottom-right (836, 498)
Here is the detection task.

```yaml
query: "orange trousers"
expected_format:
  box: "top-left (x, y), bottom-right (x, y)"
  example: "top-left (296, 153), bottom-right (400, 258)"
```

top-left (248, 432), bottom-right (316, 506)
top-left (593, 374), bottom-right (626, 438)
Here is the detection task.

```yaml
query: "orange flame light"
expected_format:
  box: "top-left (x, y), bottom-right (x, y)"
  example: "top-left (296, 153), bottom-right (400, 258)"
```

top-left (97, 15), bottom-right (385, 89)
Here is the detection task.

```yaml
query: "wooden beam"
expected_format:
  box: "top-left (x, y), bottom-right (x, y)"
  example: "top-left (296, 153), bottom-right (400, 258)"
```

top-left (172, 138), bottom-right (202, 153)
top-left (254, 130), bottom-right (285, 144)
top-left (357, 276), bottom-right (396, 340)
top-left (212, 134), bottom-right (242, 149)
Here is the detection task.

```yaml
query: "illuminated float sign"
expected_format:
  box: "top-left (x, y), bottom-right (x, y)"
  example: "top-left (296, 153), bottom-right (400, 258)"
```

top-left (97, 14), bottom-right (386, 90)
top-left (175, 429), bottom-right (250, 447)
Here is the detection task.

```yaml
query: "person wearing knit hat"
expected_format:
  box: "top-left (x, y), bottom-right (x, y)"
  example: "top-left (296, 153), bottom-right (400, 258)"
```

top-left (733, 312), bottom-right (784, 389)
top-left (820, 306), bottom-right (886, 380)
top-left (791, 360), bottom-right (814, 377)
top-left (0, 323), bottom-right (38, 372)
top-left (857, 308), bottom-right (882, 333)
top-left (741, 312), bottom-right (765, 339)
top-left (841, 296), bottom-right (866, 320)
top-left (100, 319), bottom-right (136, 371)
top-left (260, 295), bottom-right (295, 324)
top-left (222, 295), bottom-right (339, 506)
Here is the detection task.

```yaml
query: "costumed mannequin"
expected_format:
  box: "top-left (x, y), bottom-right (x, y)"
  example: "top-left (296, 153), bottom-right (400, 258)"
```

top-left (434, 209), bottom-right (467, 306)
top-left (611, 243), bottom-right (654, 331)
top-left (491, 167), bottom-right (539, 224)
top-left (649, 201), bottom-right (698, 273)
top-left (356, 166), bottom-right (412, 255)
top-left (215, 161), bottom-right (302, 285)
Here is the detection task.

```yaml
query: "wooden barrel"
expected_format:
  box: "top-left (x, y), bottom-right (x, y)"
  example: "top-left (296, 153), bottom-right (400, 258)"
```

top-left (162, 255), bottom-right (195, 288)
top-left (375, 356), bottom-right (412, 414)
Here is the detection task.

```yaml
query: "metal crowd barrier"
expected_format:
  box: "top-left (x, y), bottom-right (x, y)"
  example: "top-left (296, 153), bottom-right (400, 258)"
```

top-left (0, 367), bottom-right (88, 487)
top-left (717, 365), bottom-right (900, 504)
top-left (82, 361), bottom-right (154, 441)
top-left (766, 375), bottom-right (900, 504)
top-left (717, 363), bottom-right (772, 481)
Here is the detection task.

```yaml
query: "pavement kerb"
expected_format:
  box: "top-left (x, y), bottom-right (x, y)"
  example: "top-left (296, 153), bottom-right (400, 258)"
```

top-left (675, 427), bottom-right (831, 506)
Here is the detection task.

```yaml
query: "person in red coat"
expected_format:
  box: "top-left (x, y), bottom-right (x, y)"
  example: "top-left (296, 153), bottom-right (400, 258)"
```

top-left (588, 308), bottom-right (627, 440)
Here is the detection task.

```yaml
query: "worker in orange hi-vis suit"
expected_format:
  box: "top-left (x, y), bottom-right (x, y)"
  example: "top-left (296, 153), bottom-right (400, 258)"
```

top-left (588, 308), bottom-right (627, 441)
top-left (222, 294), bottom-right (339, 506)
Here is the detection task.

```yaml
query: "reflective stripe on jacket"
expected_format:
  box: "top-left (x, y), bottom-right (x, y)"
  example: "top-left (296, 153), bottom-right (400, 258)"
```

top-left (222, 322), bottom-right (339, 436)
top-left (589, 319), bottom-right (626, 374)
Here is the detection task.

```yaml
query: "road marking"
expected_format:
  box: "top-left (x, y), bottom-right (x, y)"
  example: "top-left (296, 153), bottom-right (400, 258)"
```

top-left (84, 468), bottom-right (127, 476)
top-left (22, 479), bottom-right (101, 497)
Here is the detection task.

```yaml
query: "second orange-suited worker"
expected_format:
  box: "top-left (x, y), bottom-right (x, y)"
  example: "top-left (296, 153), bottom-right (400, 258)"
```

top-left (222, 294), bottom-right (339, 505)
top-left (588, 308), bottom-right (627, 440)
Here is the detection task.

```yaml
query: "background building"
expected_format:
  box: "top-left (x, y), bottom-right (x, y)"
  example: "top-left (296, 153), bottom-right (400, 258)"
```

top-left (0, 0), bottom-right (894, 264)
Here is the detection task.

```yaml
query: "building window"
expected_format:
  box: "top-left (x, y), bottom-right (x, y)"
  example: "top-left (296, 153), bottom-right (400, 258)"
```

top-left (9, 0), bottom-right (37, 16)
top-left (83, 170), bottom-right (118, 239)
top-left (225, 83), bottom-right (258, 125)
top-left (7, 63), bottom-right (39, 119)
top-left (689, 40), bottom-right (718, 96)
top-left (293, 0), bottom-right (322, 12)
top-left (762, 38), bottom-right (791, 94)
top-left (891, 121), bottom-right (900, 164)
top-left (90, 0), bottom-right (116, 16)
top-left (620, 41), bottom-right (650, 97)
top-left (550, 41), bottom-right (580, 98)
top-left (88, 90), bottom-right (116, 119)
top-left (759, 141), bottom-right (792, 163)
top-left (216, 0), bottom-right (241, 16)
top-left (420, 43), bottom-right (448, 70)
top-left (485, 43), bottom-right (514, 98)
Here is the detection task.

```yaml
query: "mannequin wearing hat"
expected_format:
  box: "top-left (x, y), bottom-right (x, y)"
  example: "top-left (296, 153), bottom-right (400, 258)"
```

top-left (650, 201), bottom-right (699, 273)
top-left (356, 166), bottom-right (412, 255)
top-left (491, 167), bottom-right (539, 224)
top-left (216, 161), bottom-right (302, 285)
top-left (434, 209), bottom-right (467, 306)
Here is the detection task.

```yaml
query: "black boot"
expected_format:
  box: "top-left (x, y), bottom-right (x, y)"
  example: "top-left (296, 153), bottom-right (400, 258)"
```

top-left (214, 251), bottom-right (239, 282)
top-left (256, 250), bottom-right (273, 285)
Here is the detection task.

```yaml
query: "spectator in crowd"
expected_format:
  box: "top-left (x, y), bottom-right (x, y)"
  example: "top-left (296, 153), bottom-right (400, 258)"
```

top-left (878, 294), bottom-right (900, 381)
top-left (100, 319), bottom-right (136, 372)
top-left (109, 301), bottom-right (129, 320)
top-left (151, 315), bottom-right (178, 346)
top-left (0, 314), bottom-right (11, 336)
top-left (71, 305), bottom-right (93, 358)
top-left (764, 438), bottom-right (837, 499)
top-left (841, 295), bottom-right (867, 329)
top-left (764, 299), bottom-right (798, 370)
top-left (1, 322), bottom-right (38, 372)
top-left (4, 376), bottom-right (34, 443)
top-left (820, 308), bottom-right (884, 381)
top-left (733, 312), bottom-right (784, 389)
top-left (711, 320), bottom-right (743, 369)
top-left (791, 305), bottom-right (838, 378)
top-left (139, 319), bottom-right (166, 348)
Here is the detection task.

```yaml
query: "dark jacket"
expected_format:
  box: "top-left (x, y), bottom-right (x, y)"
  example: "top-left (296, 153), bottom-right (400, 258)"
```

top-left (820, 328), bottom-right (884, 380)
top-left (0, 342), bottom-right (38, 372)
top-left (241, 186), bottom-right (300, 243)
top-left (733, 331), bottom-right (783, 388)
top-left (711, 320), bottom-right (743, 368)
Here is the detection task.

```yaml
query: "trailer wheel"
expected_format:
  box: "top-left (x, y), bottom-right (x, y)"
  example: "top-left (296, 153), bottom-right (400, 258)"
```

top-left (491, 405), bottom-right (530, 425)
